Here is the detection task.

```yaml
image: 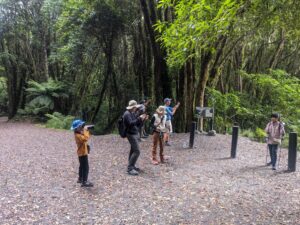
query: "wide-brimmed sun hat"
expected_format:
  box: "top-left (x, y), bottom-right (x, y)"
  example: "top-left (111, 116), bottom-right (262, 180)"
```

top-left (126, 100), bottom-right (141, 110)
top-left (156, 106), bottom-right (165, 114)
top-left (71, 119), bottom-right (85, 130)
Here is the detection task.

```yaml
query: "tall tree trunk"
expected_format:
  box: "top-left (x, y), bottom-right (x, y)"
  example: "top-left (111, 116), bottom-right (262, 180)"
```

top-left (269, 29), bottom-right (285, 70)
top-left (196, 51), bottom-right (213, 107)
top-left (139, 0), bottom-right (172, 105)
top-left (195, 51), bottom-right (213, 131)
top-left (1, 40), bottom-right (23, 119)
top-left (174, 66), bottom-right (186, 132)
top-left (144, 31), bottom-right (153, 99)
top-left (209, 36), bottom-right (227, 88)
top-left (133, 24), bottom-right (144, 99)
top-left (92, 38), bottom-right (113, 123)
top-left (42, 31), bottom-right (49, 81)
top-left (185, 59), bottom-right (195, 131)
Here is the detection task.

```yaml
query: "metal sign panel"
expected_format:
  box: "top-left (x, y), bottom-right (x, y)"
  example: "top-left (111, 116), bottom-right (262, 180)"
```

top-left (195, 107), bottom-right (214, 118)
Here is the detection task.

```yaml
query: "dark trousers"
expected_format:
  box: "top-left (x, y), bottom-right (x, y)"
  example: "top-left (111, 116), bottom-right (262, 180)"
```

top-left (127, 134), bottom-right (140, 171)
top-left (78, 155), bottom-right (89, 182)
top-left (139, 125), bottom-right (143, 138)
top-left (268, 144), bottom-right (278, 167)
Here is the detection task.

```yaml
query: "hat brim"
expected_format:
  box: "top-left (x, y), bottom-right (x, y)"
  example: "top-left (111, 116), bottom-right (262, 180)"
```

top-left (126, 104), bottom-right (141, 110)
top-left (71, 122), bottom-right (85, 130)
top-left (156, 109), bottom-right (165, 114)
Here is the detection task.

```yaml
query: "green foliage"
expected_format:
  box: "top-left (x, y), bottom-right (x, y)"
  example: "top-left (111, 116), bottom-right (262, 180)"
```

top-left (207, 70), bottom-right (300, 146)
top-left (1, 0), bottom-right (300, 139)
top-left (45, 112), bottom-right (75, 130)
top-left (240, 70), bottom-right (300, 130)
top-left (207, 88), bottom-right (248, 133)
top-left (254, 128), bottom-right (266, 142)
top-left (157, 0), bottom-right (300, 67)
top-left (24, 79), bottom-right (69, 116)
top-left (240, 128), bottom-right (266, 142)
top-left (156, 0), bottom-right (242, 66)
top-left (0, 77), bottom-right (7, 113)
top-left (241, 129), bottom-right (255, 139)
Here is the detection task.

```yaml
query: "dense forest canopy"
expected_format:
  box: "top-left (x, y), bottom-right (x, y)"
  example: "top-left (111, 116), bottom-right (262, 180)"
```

top-left (0, 0), bottom-right (299, 136)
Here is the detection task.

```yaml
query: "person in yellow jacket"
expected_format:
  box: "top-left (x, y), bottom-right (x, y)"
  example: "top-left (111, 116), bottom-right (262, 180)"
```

top-left (71, 120), bottom-right (93, 187)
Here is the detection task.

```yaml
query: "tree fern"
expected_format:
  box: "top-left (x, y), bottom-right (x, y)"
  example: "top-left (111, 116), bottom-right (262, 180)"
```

top-left (25, 79), bottom-right (69, 116)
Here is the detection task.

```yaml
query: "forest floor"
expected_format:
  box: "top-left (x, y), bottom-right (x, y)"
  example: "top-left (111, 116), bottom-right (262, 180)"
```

top-left (0, 118), bottom-right (300, 225)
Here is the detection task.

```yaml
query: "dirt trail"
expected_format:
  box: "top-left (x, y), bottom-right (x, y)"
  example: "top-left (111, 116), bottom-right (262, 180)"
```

top-left (0, 119), bottom-right (299, 224)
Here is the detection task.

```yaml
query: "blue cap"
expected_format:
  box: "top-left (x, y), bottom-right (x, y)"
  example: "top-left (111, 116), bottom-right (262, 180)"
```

top-left (71, 119), bottom-right (85, 130)
top-left (164, 98), bottom-right (172, 103)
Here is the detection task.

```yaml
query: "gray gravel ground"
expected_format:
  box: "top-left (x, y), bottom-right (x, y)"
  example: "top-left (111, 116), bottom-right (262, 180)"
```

top-left (0, 118), bottom-right (300, 224)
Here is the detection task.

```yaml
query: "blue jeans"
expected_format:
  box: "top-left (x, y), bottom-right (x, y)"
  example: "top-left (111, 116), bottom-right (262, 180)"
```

top-left (268, 144), bottom-right (278, 167)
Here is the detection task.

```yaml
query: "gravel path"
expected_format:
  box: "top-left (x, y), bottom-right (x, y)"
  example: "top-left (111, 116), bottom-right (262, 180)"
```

top-left (0, 119), bottom-right (299, 224)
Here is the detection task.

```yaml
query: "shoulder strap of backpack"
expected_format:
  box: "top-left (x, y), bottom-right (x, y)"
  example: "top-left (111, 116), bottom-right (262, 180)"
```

top-left (150, 115), bottom-right (156, 126)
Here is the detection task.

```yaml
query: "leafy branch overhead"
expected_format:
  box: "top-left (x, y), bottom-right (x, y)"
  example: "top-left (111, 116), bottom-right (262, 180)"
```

top-left (0, 0), bottom-right (299, 137)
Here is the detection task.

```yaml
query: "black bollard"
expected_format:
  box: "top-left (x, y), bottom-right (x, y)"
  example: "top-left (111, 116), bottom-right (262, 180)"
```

top-left (288, 132), bottom-right (298, 172)
top-left (209, 118), bottom-right (213, 131)
top-left (231, 126), bottom-right (239, 158)
top-left (189, 122), bottom-right (197, 148)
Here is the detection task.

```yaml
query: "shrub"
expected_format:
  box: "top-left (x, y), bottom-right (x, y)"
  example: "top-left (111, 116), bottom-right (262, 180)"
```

top-left (254, 128), bottom-right (266, 142)
top-left (24, 79), bottom-right (69, 116)
top-left (241, 129), bottom-right (255, 139)
top-left (45, 112), bottom-right (75, 130)
top-left (0, 77), bottom-right (7, 114)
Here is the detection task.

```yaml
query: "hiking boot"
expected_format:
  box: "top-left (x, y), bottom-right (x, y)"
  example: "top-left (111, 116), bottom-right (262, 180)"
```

top-left (138, 138), bottom-right (146, 142)
top-left (272, 166), bottom-right (276, 170)
top-left (81, 181), bottom-right (94, 187)
top-left (128, 169), bottom-right (139, 176)
top-left (134, 166), bottom-right (141, 172)
top-left (160, 157), bottom-right (168, 163)
top-left (77, 178), bottom-right (83, 183)
top-left (152, 159), bottom-right (159, 165)
top-left (165, 142), bottom-right (171, 146)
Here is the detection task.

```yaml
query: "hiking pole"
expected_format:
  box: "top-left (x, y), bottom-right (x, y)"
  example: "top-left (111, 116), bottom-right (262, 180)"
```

top-left (265, 137), bottom-right (269, 165)
top-left (277, 143), bottom-right (282, 169)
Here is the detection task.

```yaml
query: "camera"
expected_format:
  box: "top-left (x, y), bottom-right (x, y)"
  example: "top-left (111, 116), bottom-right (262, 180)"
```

top-left (136, 105), bottom-right (146, 116)
top-left (85, 125), bottom-right (95, 130)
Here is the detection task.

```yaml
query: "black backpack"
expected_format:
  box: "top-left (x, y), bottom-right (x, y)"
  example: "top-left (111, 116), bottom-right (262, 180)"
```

top-left (149, 115), bottom-right (156, 135)
top-left (118, 116), bottom-right (127, 138)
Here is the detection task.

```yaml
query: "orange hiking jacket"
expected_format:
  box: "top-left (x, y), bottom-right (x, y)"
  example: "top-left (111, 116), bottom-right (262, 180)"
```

top-left (75, 129), bottom-right (90, 156)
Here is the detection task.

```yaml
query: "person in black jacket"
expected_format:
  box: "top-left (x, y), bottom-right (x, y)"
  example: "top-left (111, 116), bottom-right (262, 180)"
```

top-left (123, 100), bottom-right (148, 175)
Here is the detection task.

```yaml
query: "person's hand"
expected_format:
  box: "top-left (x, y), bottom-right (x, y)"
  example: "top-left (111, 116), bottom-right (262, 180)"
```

top-left (176, 102), bottom-right (180, 107)
top-left (140, 114), bottom-right (147, 120)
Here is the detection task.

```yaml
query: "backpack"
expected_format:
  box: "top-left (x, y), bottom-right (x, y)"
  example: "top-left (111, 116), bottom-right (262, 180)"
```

top-left (149, 115), bottom-right (156, 135)
top-left (118, 116), bottom-right (127, 138)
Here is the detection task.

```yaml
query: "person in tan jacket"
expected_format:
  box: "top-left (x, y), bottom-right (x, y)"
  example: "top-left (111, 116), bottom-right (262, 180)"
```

top-left (71, 120), bottom-right (93, 187)
top-left (151, 106), bottom-right (168, 165)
